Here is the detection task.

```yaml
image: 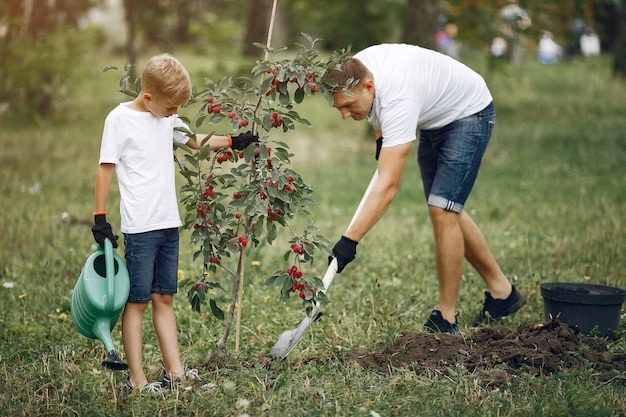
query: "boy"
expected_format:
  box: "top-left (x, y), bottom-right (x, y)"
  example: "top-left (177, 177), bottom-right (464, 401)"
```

top-left (92, 54), bottom-right (257, 393)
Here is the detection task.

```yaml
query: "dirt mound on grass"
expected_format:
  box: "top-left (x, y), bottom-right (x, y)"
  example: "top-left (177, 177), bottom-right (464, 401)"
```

top-left (344, 320), bottom-right (626, 384)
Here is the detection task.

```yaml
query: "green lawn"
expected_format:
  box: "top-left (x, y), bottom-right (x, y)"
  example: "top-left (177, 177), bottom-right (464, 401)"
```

top-left (0, 50), bottom-right (625, 416)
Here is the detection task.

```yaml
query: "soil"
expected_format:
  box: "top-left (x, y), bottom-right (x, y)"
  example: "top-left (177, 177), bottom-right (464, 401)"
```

top-left (342, 320), bottom-right (626, 385)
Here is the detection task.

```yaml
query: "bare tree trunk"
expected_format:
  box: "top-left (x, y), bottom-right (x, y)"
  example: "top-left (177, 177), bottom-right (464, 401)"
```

top-left (401, 0), bottom-right (440, 50)
top-left (123, 0), bottom-right (137, 71)
top-left (613, 0), bottom-right (626, 79)
top-left (243, 0), bottom-right (273, 58)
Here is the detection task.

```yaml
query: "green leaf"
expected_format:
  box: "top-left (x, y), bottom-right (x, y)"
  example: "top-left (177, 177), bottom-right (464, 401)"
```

top-left (210, 299), bottom-right (225, 320)
top-left (294, 88), bottom-right (304, 104)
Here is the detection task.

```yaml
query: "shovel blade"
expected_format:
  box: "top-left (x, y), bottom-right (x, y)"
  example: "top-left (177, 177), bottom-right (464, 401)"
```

top-left (270, 310), bottom-right (322, 360)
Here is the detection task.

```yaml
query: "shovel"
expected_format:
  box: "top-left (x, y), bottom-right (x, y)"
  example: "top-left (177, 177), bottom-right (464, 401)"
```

top-left (270, 170), bottom-right (379, 360)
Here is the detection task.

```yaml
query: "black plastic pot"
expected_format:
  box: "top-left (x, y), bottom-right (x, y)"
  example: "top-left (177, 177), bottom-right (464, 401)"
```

top-left (540, 282), bottom-right (626, 339)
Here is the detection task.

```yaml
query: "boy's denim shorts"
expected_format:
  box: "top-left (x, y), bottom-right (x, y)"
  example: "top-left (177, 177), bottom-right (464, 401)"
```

top-left (124, 228), bottom-right (179, 303)
top-left (417, 101), bottom-right (495, 213)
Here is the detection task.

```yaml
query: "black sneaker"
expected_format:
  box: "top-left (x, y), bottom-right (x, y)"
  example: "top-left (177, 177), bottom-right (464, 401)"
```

top-left (471, 285), bottom-right (526, 326)
top-left (423, 310), bottom-right (459, 334)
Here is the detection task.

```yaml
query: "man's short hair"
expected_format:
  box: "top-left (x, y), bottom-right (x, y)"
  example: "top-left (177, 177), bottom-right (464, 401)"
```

top-left (321, 58), bottom-right (371, 93)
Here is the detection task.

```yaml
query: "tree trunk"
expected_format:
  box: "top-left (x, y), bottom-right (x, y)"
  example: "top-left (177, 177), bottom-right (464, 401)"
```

top-left (401, 0), bottom-right (440, 50)
top-left (613, 0), bottom-right (626, 79)
top-left (243, 0), bottom-right (274, 58)
top-left (123, 0), bottom-right (137, 70)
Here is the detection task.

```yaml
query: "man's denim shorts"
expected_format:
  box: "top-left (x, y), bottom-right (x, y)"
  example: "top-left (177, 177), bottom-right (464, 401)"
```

top-left (124, 228), bottom-right (179, 303)
top-left (417, 101), bottom-right (496, 213)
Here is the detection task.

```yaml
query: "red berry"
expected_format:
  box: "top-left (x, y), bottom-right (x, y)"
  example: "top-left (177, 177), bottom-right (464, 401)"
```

top-left (299, 291), bottom-right (305, 300)
top-left (210, 257), bottom-right (219, 264)
top-left (233, 192), bottom-right (242, 199)
top-left (238, 236), bottom-right (248, 247)
top-left (235, 213), bottom-right (241, 219)
top-left (285, 184), bottom-right (294, 192)
top-left (287, 175), bottom-right (295, 183)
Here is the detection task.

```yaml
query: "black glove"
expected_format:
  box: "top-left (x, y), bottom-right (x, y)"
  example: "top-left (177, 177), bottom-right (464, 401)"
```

top-left (330, 236), bottom-right (358, 273)
top-left (375, 137), bottom-right (383, 160)
top-left (231, 131), bottom-right (259, 150)
top-left (92, 213), bottom-right (119, 249)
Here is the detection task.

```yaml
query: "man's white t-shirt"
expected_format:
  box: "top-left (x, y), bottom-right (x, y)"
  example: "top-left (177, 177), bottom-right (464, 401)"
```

top-left (99, 103), bottom-right (190, 234)
top-left (354, 44), bottom-right (493, 148)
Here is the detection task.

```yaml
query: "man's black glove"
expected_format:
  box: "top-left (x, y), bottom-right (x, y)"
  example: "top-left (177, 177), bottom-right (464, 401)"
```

top-left (330, 236), bottom-right (358, 273)
top-left (375, 137), bottom-right (383, 160)
top-left (231, 131), bottom-right (259, 150)
top-left (92, 213), bottom-right (119, 249)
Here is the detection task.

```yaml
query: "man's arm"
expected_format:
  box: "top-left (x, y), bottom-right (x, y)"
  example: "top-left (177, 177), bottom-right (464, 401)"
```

top-left (343, 141), bottom-right (412, 242)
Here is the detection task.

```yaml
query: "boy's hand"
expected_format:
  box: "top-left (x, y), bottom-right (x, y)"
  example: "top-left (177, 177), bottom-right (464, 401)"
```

top-left (92, 213), bottom-right (119, 248)
top-left (230, 131), bottom-right (259, 150)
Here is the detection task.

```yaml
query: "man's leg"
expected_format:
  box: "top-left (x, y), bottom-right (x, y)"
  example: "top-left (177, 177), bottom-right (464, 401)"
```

top-left (152, 293), bottom-right (184, 380)
top-left (459, 211), bottom-right (512, 299)
top-left (429, 206), bottom-right (464, 324)
top-left (122, 302), bottom-right (149, 387)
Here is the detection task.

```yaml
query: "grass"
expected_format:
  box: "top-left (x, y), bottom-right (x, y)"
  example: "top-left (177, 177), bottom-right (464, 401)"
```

top-left (0, 49), bottom-right (625, 416)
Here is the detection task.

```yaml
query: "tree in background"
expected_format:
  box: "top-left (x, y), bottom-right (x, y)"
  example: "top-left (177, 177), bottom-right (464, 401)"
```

top-left (0, 0), bottom-right (100, 118)
top-left (402, 0), bottom-right (440, 49)
top-left (614, 0), bottom-right (626, 79)
top-left (282, 0), bottom-right (403, 51)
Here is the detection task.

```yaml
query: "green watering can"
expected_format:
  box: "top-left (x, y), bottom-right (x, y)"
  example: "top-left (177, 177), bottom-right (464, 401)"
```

top-left (71, 238), bottom-right (130, 370)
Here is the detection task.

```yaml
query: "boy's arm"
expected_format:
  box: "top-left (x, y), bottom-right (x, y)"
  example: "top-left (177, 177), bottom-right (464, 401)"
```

top-left (185, 132), bottom-right (258, 151)
top-left (185, 134), bottom-right (230, 150)
top-left (95, 163), bottom-right (115, 213)
top-left (93, 163), bottom-right (119, 248)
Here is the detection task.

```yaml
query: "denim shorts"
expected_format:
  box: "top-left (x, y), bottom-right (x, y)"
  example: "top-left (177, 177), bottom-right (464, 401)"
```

top-left (124, 228), bottom-right (179, 303)
top-left (417, 102), bottom-right (495, 213)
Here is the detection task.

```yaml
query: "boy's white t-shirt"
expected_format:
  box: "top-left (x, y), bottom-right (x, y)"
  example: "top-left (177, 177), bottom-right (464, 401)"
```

top-left (99, 103), bottom-right (190, 234)
top-left (354, 44), bottom-right (493, 148)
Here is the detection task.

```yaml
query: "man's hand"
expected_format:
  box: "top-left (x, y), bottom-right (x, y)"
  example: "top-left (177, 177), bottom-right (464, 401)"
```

top-left (330, 236), bottom-right (358, 273)
top-left (230, 131), bottom-right (259, 150)
top-left (375, 137), bottom-right (383, 160)
top-left (92, 213), bottom-right (119, 249)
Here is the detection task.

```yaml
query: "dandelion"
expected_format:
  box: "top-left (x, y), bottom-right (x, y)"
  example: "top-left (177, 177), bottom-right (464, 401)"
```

top-left (18, 292), bottom-right (27, 299)
top-left (251, 261), bottom-right (261, 266)
top-left (177, 270), bottom-right (185, 281)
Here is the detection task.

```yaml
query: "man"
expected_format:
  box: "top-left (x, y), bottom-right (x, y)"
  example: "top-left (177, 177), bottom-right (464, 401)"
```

top-left (321, 44), bottom-right (525, 333)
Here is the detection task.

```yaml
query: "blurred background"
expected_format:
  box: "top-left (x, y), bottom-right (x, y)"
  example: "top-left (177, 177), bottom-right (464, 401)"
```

top-left (1, 0), bottom-right (625, 121)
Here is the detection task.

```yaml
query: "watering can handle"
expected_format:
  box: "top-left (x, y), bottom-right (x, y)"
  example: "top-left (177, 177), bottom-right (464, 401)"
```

top-left (103, 237), bottom-right (115, 311)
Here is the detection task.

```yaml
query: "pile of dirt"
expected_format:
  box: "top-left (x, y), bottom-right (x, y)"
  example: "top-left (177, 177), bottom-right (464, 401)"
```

top-left (343, 320), bottom-right (626, 384)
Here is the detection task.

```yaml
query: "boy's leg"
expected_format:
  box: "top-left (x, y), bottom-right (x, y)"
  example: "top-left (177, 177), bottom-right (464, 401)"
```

top-left (122, 302), bottom-right (149, 386)
top-left (152, 293), bottom-right (184, 379)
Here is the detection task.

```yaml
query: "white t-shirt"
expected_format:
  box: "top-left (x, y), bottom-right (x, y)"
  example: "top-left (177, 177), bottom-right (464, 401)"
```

top-left (354, 44), bottom-right (493, 148)
top-left (99, 103), bottom-right (190, 234)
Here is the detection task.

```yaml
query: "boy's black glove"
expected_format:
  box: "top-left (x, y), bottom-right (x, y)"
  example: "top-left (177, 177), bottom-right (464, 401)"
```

top-left (92, 213), bottom-right (119, 249)
top-left (375, 137), bottom-right (383, 160)
top-left (330, 236), bottom-right (358, 273)
top-left (231, 131), bottom-right (259, 150)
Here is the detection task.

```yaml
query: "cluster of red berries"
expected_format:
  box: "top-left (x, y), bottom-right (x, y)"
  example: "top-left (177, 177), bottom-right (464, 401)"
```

top-left (267, 207), bottom-right (281, 221)
top-left (216, 150), bottom-right (234, 164)
top-left (203, 185), bottom-right (216, 199)
top-left (286, 264), bottom-right (303, 278)
top-left (238, 236), bottom-right (248, 247)
top-left (290, 243), bottom-right (305, 255)
top-left (270, 111), bottom-right (283, 129)
top-left (206, 97), bottom-right (222, 114)
top-left (227, 111), bottom-right (249, 129)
